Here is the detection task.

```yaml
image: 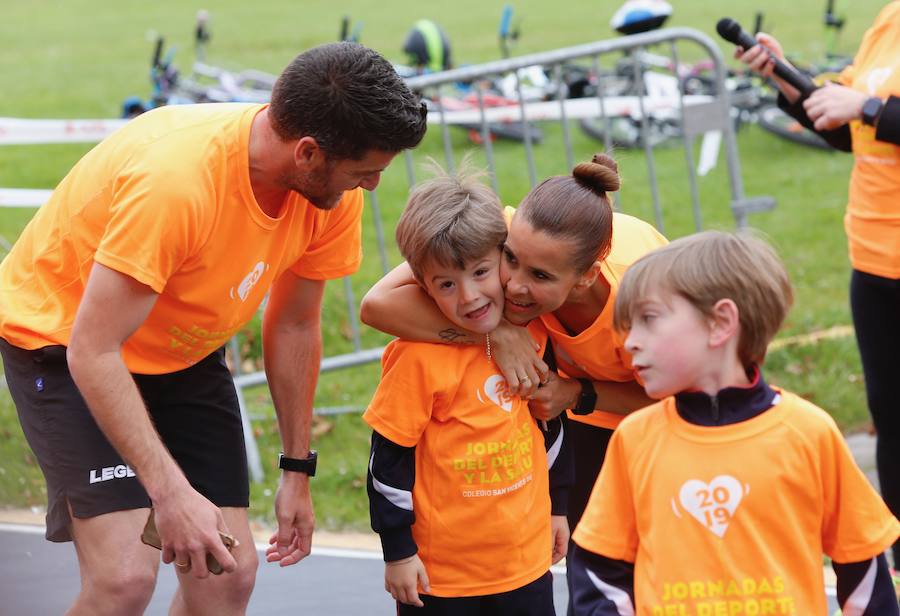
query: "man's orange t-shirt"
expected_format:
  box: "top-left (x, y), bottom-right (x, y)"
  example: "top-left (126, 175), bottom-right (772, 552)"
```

top-left (573, 390), bottom-right (900, 615)
top-left (839, 1), bottom-right (900, 278)
top-left (0, 103), bottom-right (364, 374)
top-left (363, 321), bottom-right (553, 597)
top-left (539, 212), bottom-right (667, 429)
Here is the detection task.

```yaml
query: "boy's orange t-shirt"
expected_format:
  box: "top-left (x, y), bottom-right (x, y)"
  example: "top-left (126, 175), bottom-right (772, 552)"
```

top-left (0, 103), bottom-right (364, 374)
top-left (573, 391), bottom-right (900, 615)
top-left (538, 212), bottom-right (667, 429)
top-left (839, 1), bottom-right (900, 278)
top-left (363, 321), bottom-right (553, 597)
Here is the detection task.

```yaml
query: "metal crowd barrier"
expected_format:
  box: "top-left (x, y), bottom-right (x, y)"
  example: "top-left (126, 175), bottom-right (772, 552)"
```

top-left (0, 27), bottom-right (774, 481)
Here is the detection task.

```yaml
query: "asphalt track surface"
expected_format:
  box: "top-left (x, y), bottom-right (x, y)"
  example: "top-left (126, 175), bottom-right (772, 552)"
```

top-left (1, 428), bottom-right (872, 614)
top-left (0, 523), bottom-right (844, 615)
top-left (0, 525), bottom-right (570, 615)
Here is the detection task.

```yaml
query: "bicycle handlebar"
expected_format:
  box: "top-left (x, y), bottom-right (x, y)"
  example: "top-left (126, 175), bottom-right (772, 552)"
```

top-left (152, 37), bottom-right (164, 69)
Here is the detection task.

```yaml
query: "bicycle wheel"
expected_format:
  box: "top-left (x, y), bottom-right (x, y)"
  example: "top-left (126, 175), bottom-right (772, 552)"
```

top-left (578, 116), bottom-right (677, 149)
top-left (757, 104), bottom-right (832, 150)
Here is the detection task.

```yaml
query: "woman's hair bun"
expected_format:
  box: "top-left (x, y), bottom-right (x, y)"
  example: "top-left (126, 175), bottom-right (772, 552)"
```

top-left (573, 153), bottom-right (620, 194)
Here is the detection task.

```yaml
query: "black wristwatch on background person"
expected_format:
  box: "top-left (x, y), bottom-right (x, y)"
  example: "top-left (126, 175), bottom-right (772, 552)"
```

top-left (279, 451), bottom-right (318, 476)
top-left (862, 97), bottom-right (884, 127)
top-left (572, 378), bottom-right (597, 415)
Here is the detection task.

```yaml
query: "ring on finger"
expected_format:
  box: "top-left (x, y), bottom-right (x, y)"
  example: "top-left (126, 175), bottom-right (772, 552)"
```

top-left (174, 561), bottom-right (191, 569)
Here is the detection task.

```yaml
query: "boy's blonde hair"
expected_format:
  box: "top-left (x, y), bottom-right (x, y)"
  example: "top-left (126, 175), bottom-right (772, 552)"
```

top-left (614, 230), bottom-right (793, 368)
top-left (396, 162), bottom-right (507, 283)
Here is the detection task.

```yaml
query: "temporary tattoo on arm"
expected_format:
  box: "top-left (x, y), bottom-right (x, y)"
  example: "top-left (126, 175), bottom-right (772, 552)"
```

top-left (438, 328), bottom-right (472, 345)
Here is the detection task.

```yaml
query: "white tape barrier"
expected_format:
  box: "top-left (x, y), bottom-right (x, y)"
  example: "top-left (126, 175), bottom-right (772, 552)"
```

top-left (0, 117), bottom-right (127, 145)
top-left (0, 101), bottom-right (720, 208)
top-left (427, 94), bottom-right (713, 125)
top-left (0, 117), bottom-right (129, 208)
top-left (0, 188), bottom-right (52, 208)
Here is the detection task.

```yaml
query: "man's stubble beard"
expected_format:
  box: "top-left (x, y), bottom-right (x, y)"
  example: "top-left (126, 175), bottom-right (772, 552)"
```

top-left (280, 171), bottom-right (342, 211)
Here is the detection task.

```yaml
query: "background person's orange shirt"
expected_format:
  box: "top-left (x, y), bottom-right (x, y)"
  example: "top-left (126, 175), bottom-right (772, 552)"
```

top-left (839, 1), bottom-right (900, 279)
top-left (573, 391), bottom-right (900, 615)
top-left (363, 321), bottom-right (552, 597)
top-left (538, 212), bottom-right (667, 429)
top-left (0, 103), bottom-right (363, 374)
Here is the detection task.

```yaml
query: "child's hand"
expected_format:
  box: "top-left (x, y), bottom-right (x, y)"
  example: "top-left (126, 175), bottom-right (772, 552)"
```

top-left (551, 515), bottom-right (570, 564)
top-left (385, 554), bottom-right (430, 607)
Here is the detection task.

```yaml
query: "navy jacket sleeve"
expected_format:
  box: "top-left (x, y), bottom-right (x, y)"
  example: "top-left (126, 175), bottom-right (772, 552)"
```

top-left (539, 341), bottom-right (574, 515)
top-left (367, 430), bottom-right (418, 562)
top-left (874, 95), bottom-right (900, 145)
top-left (777, 91), bottom-right (853, 152)
top-left (569, 544), bottom-right (636, 616)
top-left (778, 91), bottom-right (900, 151)
top-left (543, 413), bottom-right (574, 515)
top-left (833, 553), bottom-right (899, 615)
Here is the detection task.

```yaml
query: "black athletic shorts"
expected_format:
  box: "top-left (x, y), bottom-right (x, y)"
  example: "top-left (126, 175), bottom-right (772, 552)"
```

top-left (0, 339), bottom-right (249, 542)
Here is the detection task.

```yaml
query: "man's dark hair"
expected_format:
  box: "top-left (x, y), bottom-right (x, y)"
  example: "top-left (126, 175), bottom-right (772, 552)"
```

top-left (270, 42), bottom-right (428, 160)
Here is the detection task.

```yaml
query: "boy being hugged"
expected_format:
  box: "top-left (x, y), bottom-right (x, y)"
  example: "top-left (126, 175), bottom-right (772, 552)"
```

top-left (364, 167), bottom-right (572, 614)
top-left (569, 231), bottom-right (899, 615)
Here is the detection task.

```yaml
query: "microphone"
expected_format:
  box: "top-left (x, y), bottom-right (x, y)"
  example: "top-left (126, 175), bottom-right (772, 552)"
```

top-left (716, 18), bottom-right (817, 97)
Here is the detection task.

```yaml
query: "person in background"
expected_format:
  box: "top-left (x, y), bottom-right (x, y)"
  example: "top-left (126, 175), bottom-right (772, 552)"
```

top-left (403, 19), bottom-right (453, 74)
top-left (738, 1), bottom-right (900, 575)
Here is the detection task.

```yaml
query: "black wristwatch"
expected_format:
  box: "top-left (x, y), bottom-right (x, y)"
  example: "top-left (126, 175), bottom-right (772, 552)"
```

top-left (279, 451), bottom-right (318, 476)
top-left (861, 97), bottom-right (884, 127)
top-left (572, 378), bottom-right (597, 415)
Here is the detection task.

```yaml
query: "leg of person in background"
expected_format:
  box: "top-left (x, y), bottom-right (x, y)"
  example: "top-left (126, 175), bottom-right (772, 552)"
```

top-left (850, 270), bottom-right (900, 567)
top-left (565, 422), bottom-right (614, 616)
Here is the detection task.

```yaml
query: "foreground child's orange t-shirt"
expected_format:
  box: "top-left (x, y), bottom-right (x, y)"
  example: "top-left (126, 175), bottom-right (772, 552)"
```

top-left (0, 103), bottom-right (364, 374)
top-left (573, 390), bottom-right (899, 615)
top-left (363, 321), bottom-right (552, 597)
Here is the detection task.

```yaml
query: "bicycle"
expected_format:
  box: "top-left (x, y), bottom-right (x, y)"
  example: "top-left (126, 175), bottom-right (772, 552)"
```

top-left (576, 2), bottom-right (752, 149)
top-left (122, 11), bottom-right (279, 118)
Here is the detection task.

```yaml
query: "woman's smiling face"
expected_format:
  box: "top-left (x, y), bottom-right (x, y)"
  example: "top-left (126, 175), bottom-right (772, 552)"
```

top-left (500, 215), bottom-right (586, 325)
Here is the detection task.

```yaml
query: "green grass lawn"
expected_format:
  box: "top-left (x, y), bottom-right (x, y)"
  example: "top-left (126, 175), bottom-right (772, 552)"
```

top-left (0, 0), bottom-right (884, 530)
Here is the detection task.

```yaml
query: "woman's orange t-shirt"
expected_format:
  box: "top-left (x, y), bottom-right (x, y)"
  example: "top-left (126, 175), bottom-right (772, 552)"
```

top-left (839, 1), bottom-right (900, 278)
top-left (539, 212), bottom-right (667, 429)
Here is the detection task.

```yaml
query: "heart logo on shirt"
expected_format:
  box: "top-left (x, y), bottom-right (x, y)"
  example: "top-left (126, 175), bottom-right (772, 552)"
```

top-left (865, 67), bottom-right (892, 96)
top-left (477, 374), bottom-right (513, 412)
top-left (675, 475), bottom-right (745, 538)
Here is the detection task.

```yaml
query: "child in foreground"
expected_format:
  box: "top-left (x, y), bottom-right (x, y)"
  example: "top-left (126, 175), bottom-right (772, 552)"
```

top-left (569, 231), bottom-right (900, 615)
top-left (363, 167), bottom-right (572, 614)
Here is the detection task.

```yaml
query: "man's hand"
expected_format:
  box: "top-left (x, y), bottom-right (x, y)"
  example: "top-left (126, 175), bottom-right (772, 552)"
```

top-left (491, 320), bottom-right (549, 397)
top-left (803, 82), bottom-right (867, 131)
top-left (265, 472), bottom-right (315, 566)
top-left (385, 554), bottom-right (430, 607)
top-left (551, 515), bottom-right (570, 564)
top-left (529, 374), bottom-right (579, 421)
top-left (155, 486), bottom-right (237, 578)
